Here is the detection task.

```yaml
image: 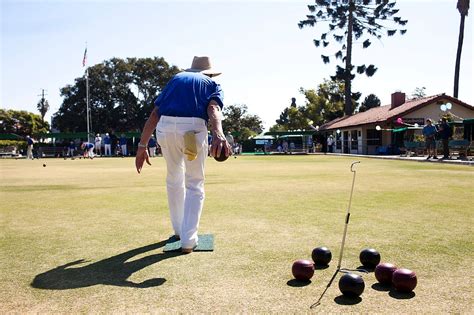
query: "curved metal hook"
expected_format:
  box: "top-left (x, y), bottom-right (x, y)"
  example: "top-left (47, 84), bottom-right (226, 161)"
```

top-left (350, 161), bottom-right (360, 172)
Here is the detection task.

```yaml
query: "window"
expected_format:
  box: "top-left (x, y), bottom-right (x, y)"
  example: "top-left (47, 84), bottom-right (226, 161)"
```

top-left (351, 130), bottom-right (358, 150)
top-left (366, 129), bottom-right (382, 145)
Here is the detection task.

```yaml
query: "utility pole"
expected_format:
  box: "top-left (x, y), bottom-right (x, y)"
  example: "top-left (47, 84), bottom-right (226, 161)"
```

top-left (37, 89), bottom-right (48, 122)
top-left (38, 89), bottom-right (47, 100)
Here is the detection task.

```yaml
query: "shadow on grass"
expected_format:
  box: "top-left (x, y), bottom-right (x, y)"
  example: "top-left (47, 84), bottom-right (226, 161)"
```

top-left (389, 289), bottom-right (416, 299)
top-left (334, 295), bottom-right (362, 305)
top-left (356, 265), bottom-right (375, 273)
top-left (31, 240), bottom-right (181, 290)
top-left (287, 279), bottom-right (312, 287)
top-left (314, 264), bottom-right (330, 270)
top-left (371, 283), bottom-right (391, 292)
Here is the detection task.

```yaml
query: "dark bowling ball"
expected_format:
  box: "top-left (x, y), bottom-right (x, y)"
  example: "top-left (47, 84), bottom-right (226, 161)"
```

top-left (392, 268), bottom-right (417, 292)
top-left (311, 246), bottom-right (332, 266)
top-left (375, 263), bottom-right (397, 285)
top-left (292, 259), bottom-right (315, 281)
top-left (359, 248), bottom-right (381, 268)
top-left (214, 150), bottom-right (229, 162)
top-left (338, 273), bottom-right (365, 297)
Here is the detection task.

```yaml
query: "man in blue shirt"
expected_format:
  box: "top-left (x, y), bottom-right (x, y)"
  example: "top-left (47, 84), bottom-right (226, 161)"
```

top-left (119, 134), bottom-right (128, 156)
top-left (67, 141), bottom-right (76, 158)
top-left (422, 118), bottom-right (438, 159)
top-left (81, 142), bottom-right (95, 159)
top-left (437, 117), bottom-right (452, 159)
top-left (103, 133), bottom-right (111, 156)
top-left (147, 135), bottom-right (157, 157)
top-left (135, 56), bottom-right (231, 253)
top-left (26, 135), bottom-right (35, 159)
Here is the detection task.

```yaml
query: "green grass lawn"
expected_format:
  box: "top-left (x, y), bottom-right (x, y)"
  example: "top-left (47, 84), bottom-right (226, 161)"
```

top-left (1, 155), bottom-right (473, 313)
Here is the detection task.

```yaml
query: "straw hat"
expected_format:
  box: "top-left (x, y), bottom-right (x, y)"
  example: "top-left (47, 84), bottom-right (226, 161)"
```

top-left (185, 56), bottom-right (221, 77)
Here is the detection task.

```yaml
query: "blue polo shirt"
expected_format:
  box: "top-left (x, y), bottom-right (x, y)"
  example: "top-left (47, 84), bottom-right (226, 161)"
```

top-left (154, 72), bottom-right (224, 121)
top-left (104, 135), bottom-right (110, 145)
top-left (119, 136), bottom-right (127, 145)
top-left (148, 137), bottom-right (157, 147)
top-left (84, 143), bottom-right (94, 150)
top-left (422, 125), bottom-right (437, 137)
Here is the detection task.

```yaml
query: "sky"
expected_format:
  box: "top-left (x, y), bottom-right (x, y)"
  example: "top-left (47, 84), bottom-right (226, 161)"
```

top-left (1, 0), bottom-right (473, 131)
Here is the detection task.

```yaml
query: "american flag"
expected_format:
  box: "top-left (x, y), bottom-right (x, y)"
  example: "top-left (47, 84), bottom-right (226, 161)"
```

top-left (82, 47), bottom-right (87, 67)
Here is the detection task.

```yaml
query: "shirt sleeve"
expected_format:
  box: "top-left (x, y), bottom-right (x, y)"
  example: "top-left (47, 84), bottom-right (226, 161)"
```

top-left (208, 83), bottom-right (224, 109)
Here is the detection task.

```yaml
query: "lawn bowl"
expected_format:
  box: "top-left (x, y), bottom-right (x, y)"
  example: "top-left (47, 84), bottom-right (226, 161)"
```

top-left (375, 263), bottom-right (397, 285)
top-left (359, 248), bottom-right (381, 269)
top-left (291, 259), bottom-right (314, 281)
top-left (392, 268), bottom-right (417, 292)
top-left (214, 150), bottom-right (229, 162)
top-left (338, 273), bottom-right (365, 297)
top-left (312, 246), bottom-right (332, 266)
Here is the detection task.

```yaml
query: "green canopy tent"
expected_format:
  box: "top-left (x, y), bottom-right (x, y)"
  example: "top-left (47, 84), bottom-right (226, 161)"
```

top-left (0, 133), bottom-right (24, 140)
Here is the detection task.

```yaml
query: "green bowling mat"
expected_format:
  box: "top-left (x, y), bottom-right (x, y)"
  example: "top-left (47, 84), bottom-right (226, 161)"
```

top-left (163, 234), bottom-right (214, 252)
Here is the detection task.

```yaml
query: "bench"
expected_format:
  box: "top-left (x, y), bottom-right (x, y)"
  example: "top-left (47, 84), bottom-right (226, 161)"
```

top-left (448, 139), bottom-right (470, 159)
top-left (0, 146), bottom-right (19, 158)
top-left (38, 146), bottom-right (67, 158)
top-left (402, 141), bottom-right (425, 157)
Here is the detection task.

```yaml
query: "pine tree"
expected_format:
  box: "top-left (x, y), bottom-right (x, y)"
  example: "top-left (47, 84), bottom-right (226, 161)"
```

top-left (299, 0), bottom-right (407, 116)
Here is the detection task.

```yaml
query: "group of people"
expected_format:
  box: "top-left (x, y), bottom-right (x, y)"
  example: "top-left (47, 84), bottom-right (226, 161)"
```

top-left (422, 117), bottom-right (453, 160)
top-left (68, 133), bottom-right (138, 159)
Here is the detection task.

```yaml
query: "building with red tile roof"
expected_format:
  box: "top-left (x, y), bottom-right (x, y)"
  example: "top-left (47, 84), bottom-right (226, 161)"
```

top-left (320, 92), bottom-right (474, 155)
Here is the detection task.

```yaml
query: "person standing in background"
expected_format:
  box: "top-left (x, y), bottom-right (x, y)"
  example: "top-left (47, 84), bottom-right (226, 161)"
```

top-left (119, 134), bottom-right (128, 156)
top-left (95, 134), bottom-right (102, 156)
top-left (103, 133), bottom-right (111, 156)
top-left (438, 118), bottom-right (452, 159)
top-left (148, 134), bottom-right (157, 157)
top-left (26, 135), bottom-right (35, 159)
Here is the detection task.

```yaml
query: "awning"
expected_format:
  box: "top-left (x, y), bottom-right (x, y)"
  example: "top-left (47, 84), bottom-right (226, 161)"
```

top-left (264, 130), bottom-right (316, 136)
top-left (0, 133), bottom-right (24, 140)
top-left (392, 127), bottom-right (407, 133)
top-left (392, 126), bottom-right (422, 133)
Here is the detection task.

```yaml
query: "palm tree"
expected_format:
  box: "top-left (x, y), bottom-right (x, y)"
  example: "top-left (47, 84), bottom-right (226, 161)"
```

top-left (453, 0), bottom-right (470, 98)
top-left (37, 98), bottom-right (49, 122)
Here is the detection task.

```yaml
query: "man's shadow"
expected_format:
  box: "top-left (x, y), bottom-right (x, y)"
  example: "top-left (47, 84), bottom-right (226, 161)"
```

top-left (31, 240), bottom-right (181, 290)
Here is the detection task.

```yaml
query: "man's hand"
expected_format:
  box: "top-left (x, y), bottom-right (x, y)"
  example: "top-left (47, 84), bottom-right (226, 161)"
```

top-left (135, 147), bottom-right (151, 173)
top-left (210, 131), bottom-right (232, 158)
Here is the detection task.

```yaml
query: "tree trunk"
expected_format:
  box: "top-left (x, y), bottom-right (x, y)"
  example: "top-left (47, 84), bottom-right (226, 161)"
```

top-left (453, 14), bottom-right (465, 98)
top-left (344, 2), bottom-right (354, 116)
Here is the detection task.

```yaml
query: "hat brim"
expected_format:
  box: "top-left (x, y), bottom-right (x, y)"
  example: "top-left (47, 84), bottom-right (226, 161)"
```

top-left (184, 68), bottom-right (221, 77)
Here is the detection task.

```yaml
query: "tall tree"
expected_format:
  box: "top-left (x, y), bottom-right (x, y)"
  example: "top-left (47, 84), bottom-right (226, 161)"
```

top-left (222, 104), bottom-right (263, 141)
top-left (410, 87), bottom-right (426, 100)
top-left (270, 79), bottom-right (348, 131)
top-left (37, 97), bottom-right (49, 122)
top-left (301, 79), bottom-right (346, 125)
top-left (299, 0), bottom-right (407, 116)
top-left (358, 93), bottom-right (381, 112)
top-left (0, 109), bottom-right (50, 137)
top-left (52, 57), bottom-right (179, 133)
top-left (453, 0), bottom-right (470, 98)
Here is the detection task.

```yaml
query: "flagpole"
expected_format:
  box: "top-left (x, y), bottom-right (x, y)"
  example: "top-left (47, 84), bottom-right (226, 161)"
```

top-left (83, 43), bottom-right (91, 143)
top-left (86, 68), bottom-right (90, 143)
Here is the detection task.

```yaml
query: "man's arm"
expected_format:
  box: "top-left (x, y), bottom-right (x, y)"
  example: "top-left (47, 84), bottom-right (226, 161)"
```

top-left (135, 107), bottom-right (160, 173)
top-left (207, 101), bottom-right (231, 158)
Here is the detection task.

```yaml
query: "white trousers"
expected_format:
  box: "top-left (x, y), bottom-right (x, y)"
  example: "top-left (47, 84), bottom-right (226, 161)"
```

top-left (104, 144), bottom-right (111, 156)
top-left (148, 146), bottom-right (156, 157)
top-left (27, 145), bottom-right (34, 159)
top-left (156, 116), bottom-right (208, 248)
top-left (121, 144), bottom-right (127, 156)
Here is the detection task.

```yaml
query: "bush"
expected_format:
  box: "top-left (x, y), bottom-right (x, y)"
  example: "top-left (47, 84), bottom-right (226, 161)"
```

top-left (0, 140), bottom-right (25, 150)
